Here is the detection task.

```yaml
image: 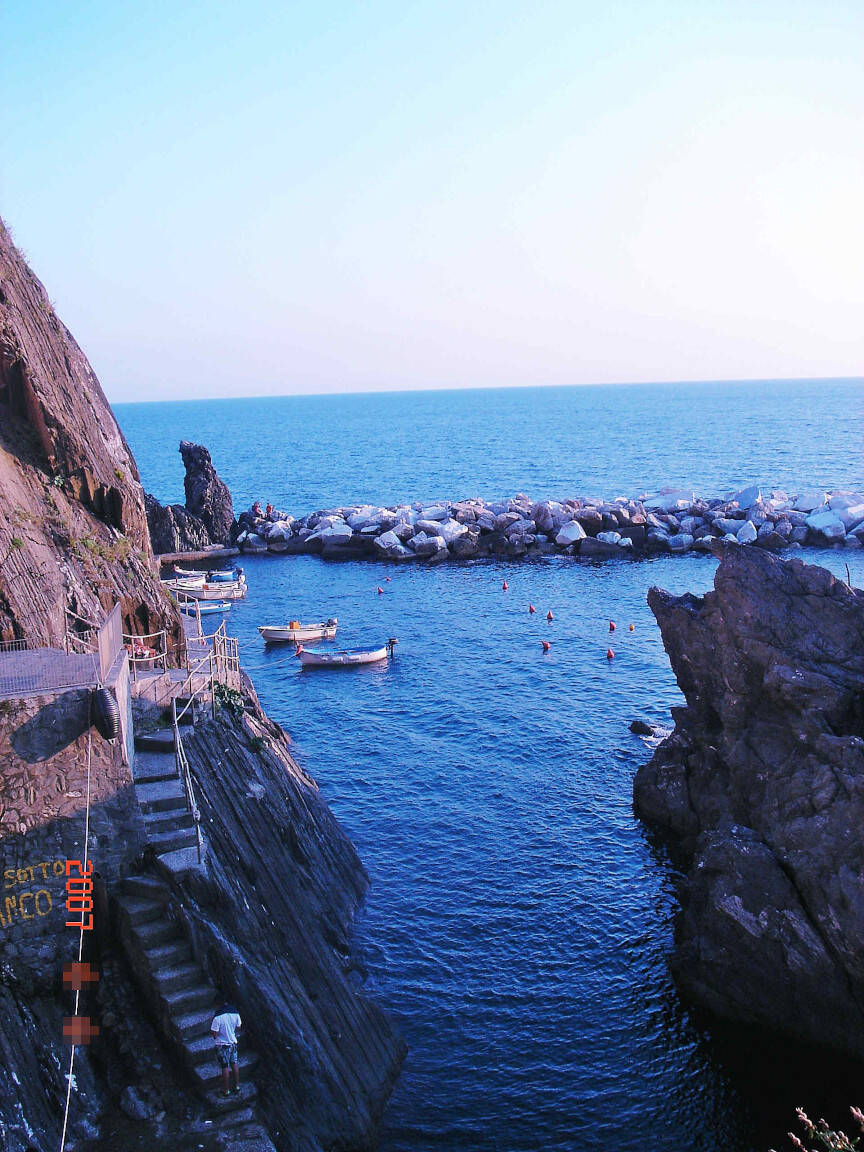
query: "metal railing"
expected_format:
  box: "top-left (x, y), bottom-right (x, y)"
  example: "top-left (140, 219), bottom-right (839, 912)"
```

top-left (0, 636), bottom-right (100, 701)
top-left (172, 697), bottom-right (203, 865)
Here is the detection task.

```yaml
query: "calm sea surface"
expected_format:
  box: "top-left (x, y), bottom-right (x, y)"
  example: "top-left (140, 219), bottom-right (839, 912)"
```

top-left (119, 381), bottom-right (864, 1152)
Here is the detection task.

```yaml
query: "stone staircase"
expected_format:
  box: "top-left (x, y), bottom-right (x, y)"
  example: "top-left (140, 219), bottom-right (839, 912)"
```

top-left (133, 706), bottom-right (201, 875)
top-left (115, 874), bottom-right (261, 1119)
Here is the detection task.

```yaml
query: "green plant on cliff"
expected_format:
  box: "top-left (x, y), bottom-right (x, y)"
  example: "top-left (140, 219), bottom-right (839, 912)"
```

top-left (214, 681), bottom-right (245, 720)
top-left (773, 1108), bottom-right (864, 1152)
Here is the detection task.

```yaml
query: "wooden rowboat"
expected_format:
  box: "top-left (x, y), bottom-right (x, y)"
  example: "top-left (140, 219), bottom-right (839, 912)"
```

top-left (258, 619), bottom-right (338, 644)
top-left (296, 639), bottom-right (397, 667)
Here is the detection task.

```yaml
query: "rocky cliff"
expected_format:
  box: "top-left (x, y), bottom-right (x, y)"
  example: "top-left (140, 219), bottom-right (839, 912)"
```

top-left (146, 442), bottom-right (235, 556)
top-left (634, 546), bottom-right (864, 1057)
top-left (0, 217), bottom-right (179, 644)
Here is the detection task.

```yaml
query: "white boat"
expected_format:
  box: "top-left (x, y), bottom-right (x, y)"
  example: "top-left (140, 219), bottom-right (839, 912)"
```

top-left (179, 600), bottom-right (232, 615)
top-left (296, 639), bottom-right (397, 667)
top-left (167, 580), bottom-right (248, 601)
top-left (258, 618), bottom-right (338, 644)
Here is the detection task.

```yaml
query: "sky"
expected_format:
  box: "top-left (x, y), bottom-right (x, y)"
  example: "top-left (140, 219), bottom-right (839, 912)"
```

top-left (2, 0), bottom-right (863, 402)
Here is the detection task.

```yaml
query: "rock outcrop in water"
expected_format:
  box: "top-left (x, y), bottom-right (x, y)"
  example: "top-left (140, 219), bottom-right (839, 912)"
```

top-left (634, 546), bottom-right (864, 1057)
top-left (145, 442), bottom-right (235, 555)
top-left (227, 486), bottom-right (864, 563)
top-left (0, 217), bottom-right (179, 643)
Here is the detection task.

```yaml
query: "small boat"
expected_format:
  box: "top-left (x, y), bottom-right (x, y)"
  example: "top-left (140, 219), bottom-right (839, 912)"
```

top-left (172, 566), bottom-right (206, 581)
top-left (258, 618), bottom-right (338, 644)
top-left (296, 638), bottom-right (397, 667)
top-left (167, 579), bottom-right (247, 601)
top-left (172, 565), bottom-right (244, 583)
top-left (179, 600), bottom-right (232, 615)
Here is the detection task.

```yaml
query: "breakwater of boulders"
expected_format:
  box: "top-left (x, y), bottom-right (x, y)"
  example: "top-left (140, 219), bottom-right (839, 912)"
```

top-left (233, 484), bottom-right (864, 563)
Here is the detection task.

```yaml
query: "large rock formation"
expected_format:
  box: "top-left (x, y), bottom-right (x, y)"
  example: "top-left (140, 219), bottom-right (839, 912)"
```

top-left (634, 546), bottom-right (864, 1056)
top-left (145, 442), bottom-right (235, 555)
top-left (0, 217), bottom-right (179, 643)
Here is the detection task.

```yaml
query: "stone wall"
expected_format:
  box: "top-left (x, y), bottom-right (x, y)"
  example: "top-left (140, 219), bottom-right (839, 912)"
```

top-left (0, 685), bottom-right (145, 972)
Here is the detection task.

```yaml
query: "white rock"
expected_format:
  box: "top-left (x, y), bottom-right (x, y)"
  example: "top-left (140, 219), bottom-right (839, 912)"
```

top-left (736, 521), bottom-right (758, 544)
top-left (438, 518), bottom-right (468, 545)
top-left (265, 520), bottom-right (293, 541)
top-left (794, 489), bottom-right (828, 512)
top-left (320, 522), bottom-right (354, 543)
top-left (726, 485), bottom-right (762, 508)
top-left (347, 506), bottom-right (378, 529)
top-left (420, 505), bottom-right (449, 521)
top-left (415, 519), bottom-right (445, 535)
top-left (805, 510), bottom-right (846, 540)
top-left (828, 492), bottom-right (864, 511)
top-left (555, 521), bottom-right (587, 546)
top-left (836, 502), bottom-right (864, 529)
top-left (412, 532), bottom-right (447, 557)
top-left (617, 537), bottom-right (633, 548)
top-left (597, 531), bottom-right (621, 544)
top-left (643, 490), bottom-right (694, 513)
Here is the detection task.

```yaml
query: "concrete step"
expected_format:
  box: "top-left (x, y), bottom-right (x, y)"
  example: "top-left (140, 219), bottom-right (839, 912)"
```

top-left (144, 809), bottom-right (196, 837)
top-left (117, 896), bottom-right (164, 926)
top-left (155, 845), bottom-right (203, 877)
top-left (185, 1032), bottom-right (223, 1065)
top-left (203, 1083), bottom-right (258, 1114)
top-left (122, 874), bottom-right (170, 902)
top-left (135, 917), bottom-right (179, 949)
top-left (133, 752), bottom-right (178, 785)
top-left (146, 939), bottom-right (192, 970)
top-left (194, 1049), bottom-right (258, 1089)
top-left (173, 1006), bottom-right (216, 1040)
top-left (136, 779), bottom-right (188, 813)
top-left (154, 961), bottom-right (204, 994)
top-left (164, 982), bottom-right (217, 1016)
top-left (135, 729), bottom-right (177, 752)
top-left (149, 826), bottom-right (199, 855)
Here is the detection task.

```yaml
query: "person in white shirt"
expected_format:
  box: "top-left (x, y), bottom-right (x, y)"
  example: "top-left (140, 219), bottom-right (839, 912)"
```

top-left (210, 1002), bottom-right (242, 1096)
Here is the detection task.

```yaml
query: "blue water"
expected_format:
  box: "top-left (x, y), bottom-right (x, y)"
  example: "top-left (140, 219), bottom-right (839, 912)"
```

top-left (118, 381), bottom-right (864, 1151)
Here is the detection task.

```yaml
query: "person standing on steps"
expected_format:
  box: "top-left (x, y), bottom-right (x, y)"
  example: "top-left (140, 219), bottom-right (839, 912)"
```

top-left (210, 1001), bottom-right (243, 1097)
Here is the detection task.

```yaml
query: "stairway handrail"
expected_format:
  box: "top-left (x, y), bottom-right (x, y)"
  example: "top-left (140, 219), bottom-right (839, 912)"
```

top-left (172, 698), bottom-right (202, 866)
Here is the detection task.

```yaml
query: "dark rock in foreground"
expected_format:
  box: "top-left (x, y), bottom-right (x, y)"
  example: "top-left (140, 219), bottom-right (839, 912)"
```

top-left (634, 546), bottom-right (864, 1057)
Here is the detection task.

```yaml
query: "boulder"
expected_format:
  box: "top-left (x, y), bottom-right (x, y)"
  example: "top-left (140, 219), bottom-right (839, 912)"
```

top-left (643, 490), bottom-right (695, 513)
top-left (805, 510), bottom-right (846, 540)
top-left (794, 489), bottom-right (828, 512)
top-left (579, 537), bottom-right (621, 556)
top-left (530, 502), bottom-right (555, 533)
top-left (597, 531), bottom-right (621, 545)
top-left (438, 518), bottom-right (469, 545)
top-left (373, 531), bottom-right (414, 561)
top-left (555, 521), bottom-right (587, 547)
top-left (725, 484), bottom-right (762, 509)
top-left (449, 531), bottom-right (482, 559)
top-left (667, 533), bottom-right (694, 552)
top-left (420, 505), bottom-right (449, 521)
top-left (319, 522), bottom-right (354, 544)
top-left (392, 520), bottom-right (415, 542)
top-left (411, 532), bottom-right (447, 558)
top-left (736, 521), bottom-right (758, 545)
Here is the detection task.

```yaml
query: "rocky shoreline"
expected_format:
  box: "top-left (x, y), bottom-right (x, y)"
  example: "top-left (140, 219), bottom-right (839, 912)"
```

top-left (231, 484), bottom-right (864, 563)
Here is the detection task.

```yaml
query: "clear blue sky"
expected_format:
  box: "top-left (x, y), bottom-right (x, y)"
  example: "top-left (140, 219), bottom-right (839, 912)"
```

top-left (3, 0), bottom-right (863, 401)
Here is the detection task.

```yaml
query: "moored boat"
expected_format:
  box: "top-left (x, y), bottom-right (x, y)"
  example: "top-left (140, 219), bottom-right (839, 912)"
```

top-left (258, 618), bottom-right (338, 644)
top-left (179, 599), bottom-right (232, 615)
top-left (166, 579), bottom-right (247, 601)
top-left (296, 638), bottom-right (397, 667)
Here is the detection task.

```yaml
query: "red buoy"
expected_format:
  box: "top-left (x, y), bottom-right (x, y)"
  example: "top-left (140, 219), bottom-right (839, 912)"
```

top-left (377, 586), bottom-right (384, 594)
top-left (609, 621), bottom-right (616, 632)
top-left (629, 623), bottom-right (635, 632)
top-left (546, 610), bottom-right (554, 621)
top-left (606, 647), bottom-right (615, 660)
top-left (295, 645), bottom-right (304, 657)
top-left (541, 640), bottom-right (551, 652)
top-left (385, 577), bottom-right (392, 582)
top-left (529, 604), bottom-right (536, 614)
top-left (502, 581), bottom-right (509, 591)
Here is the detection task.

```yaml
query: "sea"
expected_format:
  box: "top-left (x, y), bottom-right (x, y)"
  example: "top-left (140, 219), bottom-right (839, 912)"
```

top-left (118, 379), bottom-right (864, 1152)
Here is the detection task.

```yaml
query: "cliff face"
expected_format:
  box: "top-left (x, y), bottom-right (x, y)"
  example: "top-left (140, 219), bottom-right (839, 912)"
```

top-left (175, 703), bottom-right (406, 1148)
top-left (634, 546), bottom-right (864, 1056)
top-left (0, 218), bottom-right (179, 643)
